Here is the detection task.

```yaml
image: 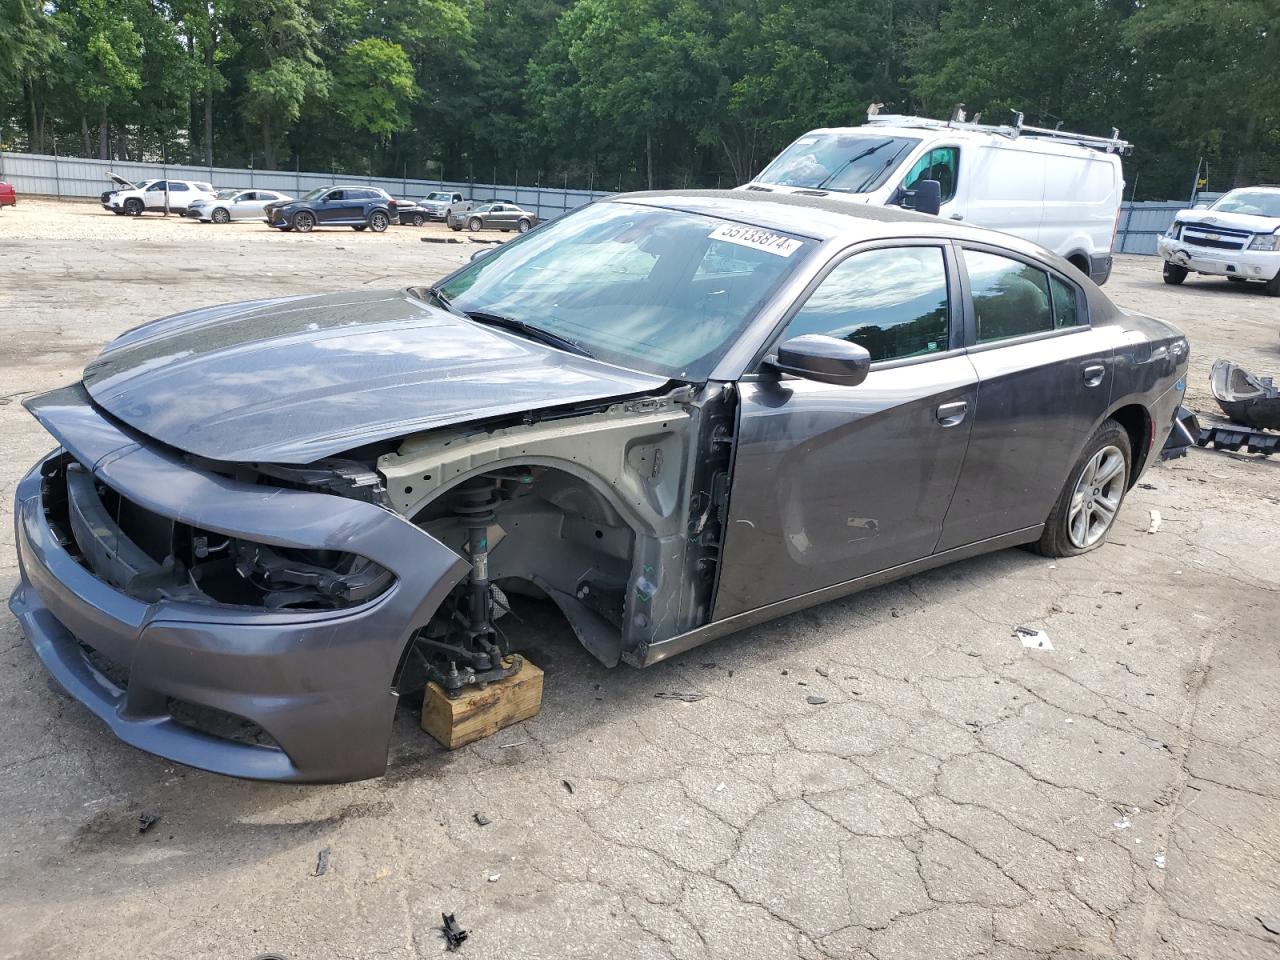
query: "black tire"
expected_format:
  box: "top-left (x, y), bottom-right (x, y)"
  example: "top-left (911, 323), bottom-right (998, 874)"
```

top-left (292, 211), bottom-right (315, 233)
top-left (369, 210), bottom-right (390, 233)
top-left (353, 225), bottom-right (367, 231)
top-left (467, 216), bottom-right (483, 232)
top-left (450, 224), bottom-right (462, 232)
top-left (124, 198), bottom-right (143, 217)
top-left (211, 207), bottom-right (230, 224)
top-left (1032, 419), bottom-right (1132, 558)
top-left (1162, 262), bottom-right (1187, 285)
top-left (412, 213), bottom-right (425, 226)
top-left (112, 209), bottom-right (125, 216)
top-left (1265, 270), bottom-right (1280, 298)
top-left (517, 218), bottom-right (532, 234)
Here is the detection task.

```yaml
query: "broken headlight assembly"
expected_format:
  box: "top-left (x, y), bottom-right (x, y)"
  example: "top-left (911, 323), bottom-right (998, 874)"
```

top-left (1246, 231), bottom-right (1280, 251)
top-left (227, 539), bottom-right (395, 610)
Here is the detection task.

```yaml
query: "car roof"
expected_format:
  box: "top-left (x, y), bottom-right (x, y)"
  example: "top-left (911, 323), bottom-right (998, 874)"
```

top-left (609, 189), bottom-right (1084, 278)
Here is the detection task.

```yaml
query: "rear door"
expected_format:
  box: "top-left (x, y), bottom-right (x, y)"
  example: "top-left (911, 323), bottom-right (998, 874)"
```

top-left (936, 244), bottom-right (1113, 550)
top-left (714, 241), bottom-right (978, 620)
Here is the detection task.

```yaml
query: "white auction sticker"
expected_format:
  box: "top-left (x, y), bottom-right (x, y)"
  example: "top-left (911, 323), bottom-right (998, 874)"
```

top-left (709, 224), bottom-right (804, 257)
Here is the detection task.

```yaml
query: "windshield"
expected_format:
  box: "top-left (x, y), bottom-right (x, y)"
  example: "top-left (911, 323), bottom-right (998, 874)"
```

top-left (1211, 190), bottom-right (1280, 219)
top-left (755, 133), bottom-right (921, 193)
top-left (302, 187), bottom-right (329, 200)
top-left (214, 189), bottom-right (239, 200)
top-left (427, 192), bottom-right (452, 201)
top-left (436, 202), bottom-right (814, 380)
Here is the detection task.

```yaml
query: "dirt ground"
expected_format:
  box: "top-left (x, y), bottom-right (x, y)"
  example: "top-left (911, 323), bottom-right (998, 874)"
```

top-left (1, 197), bottom-right (1279, 960)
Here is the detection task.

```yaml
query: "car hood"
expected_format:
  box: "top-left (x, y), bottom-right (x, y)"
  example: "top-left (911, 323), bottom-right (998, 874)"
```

top-left (81, 289), bottom-right (669, 464)
top-left (1175, 208), bottom-right (1279, 232)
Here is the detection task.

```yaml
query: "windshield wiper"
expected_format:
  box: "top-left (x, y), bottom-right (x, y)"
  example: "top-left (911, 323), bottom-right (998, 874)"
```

top-left (817, 140), bottom-right (893, 190)
top-left (465, 311), bottom-right (594, 359)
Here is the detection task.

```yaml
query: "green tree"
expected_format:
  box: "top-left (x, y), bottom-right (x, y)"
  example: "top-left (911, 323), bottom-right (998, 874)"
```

top-left (333, 37), bottom-right (417, 139)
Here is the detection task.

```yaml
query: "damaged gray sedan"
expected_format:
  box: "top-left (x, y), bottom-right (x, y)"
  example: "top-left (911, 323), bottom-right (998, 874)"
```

top-left (11, 191), bottom-right (1190, 782)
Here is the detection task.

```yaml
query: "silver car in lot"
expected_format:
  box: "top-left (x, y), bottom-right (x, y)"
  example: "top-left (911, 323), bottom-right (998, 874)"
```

top-left (10, 191), bottom-right (1189, 782)
top-left (448, 200), bottom-right (539, 233)
top-left (187, 189), bottom-right (294, 223)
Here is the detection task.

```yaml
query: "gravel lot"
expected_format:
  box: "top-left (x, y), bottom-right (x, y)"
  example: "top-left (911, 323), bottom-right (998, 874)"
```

top-left (2, 197), bottom-right (1279, 960)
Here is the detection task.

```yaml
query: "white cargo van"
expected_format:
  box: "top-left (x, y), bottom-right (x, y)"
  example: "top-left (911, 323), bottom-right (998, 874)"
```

top-left (741, 112), bottom-right (1131, 284)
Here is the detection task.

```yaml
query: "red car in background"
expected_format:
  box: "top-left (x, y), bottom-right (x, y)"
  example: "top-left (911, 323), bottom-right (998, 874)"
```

top-left (0, 182), bottom-right (17, 207)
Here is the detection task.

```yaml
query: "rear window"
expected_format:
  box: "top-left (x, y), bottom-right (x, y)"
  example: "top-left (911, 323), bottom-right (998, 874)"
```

top-left (964, 250), bottom-right (1054, 343)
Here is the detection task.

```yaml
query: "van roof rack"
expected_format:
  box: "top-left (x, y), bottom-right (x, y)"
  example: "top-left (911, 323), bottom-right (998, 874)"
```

top-left (863, 108), bottom-right (1133, 156)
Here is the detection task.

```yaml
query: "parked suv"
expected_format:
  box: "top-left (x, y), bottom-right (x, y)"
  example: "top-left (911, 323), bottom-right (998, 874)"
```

top-left (265, 186), bottom-right (399, 233)
top-left (110, 179), bottom-right (216, 216)
top-left (1158, 186), bottom-right (1280, 296)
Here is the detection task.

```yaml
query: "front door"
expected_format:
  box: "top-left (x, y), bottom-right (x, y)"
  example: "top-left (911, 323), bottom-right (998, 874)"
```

top-left (936, 245), bottom-right (1114, 550)
top-left (714, 242), bottom-right (978, 620)
top-left (317, 189), bottom-right (350, 223)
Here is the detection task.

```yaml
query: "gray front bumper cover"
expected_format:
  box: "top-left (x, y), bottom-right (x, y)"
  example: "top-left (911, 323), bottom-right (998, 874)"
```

top-left (10, 386), bottom-right (467, 783)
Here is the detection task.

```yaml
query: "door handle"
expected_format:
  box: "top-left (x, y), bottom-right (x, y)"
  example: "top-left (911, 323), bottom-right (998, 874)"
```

top-left (936, 400), bottom-right (968, 427)
top-left (1082, 363), bottom-right (1106, 387)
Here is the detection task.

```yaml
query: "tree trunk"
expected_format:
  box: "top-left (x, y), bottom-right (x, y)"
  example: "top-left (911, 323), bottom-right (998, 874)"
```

top-left (203, 37), bottom-right (215, 165)
top-left (81, 114), bottom-right (91, 154)
top-left (646, 132), bottom-right (653, 190)
top-left (263, 116), bottom-right (274, 169)
top-left (99, 105), bottom-right (109, 160)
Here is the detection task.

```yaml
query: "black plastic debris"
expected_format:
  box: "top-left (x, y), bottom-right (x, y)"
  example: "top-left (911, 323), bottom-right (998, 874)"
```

top-left (442, 913), bottom-right (468, 950)
top-left (561, 779), bottom-right (575, 795)
top-left (1197, 421), bottom-right (1280, 456)
top-left (654, 692), bottom-right (705, 702)
top-left (473, 813), bottom-right (492, 827)
top-left (313, 846), bottom-right (330, 876)
top-left (805, 695), bottom-right (828, 705)
top-left (1210, 360), bottom-right (1280, 430)
top-left (137, 813), bottom-right (158, 834)
top-left (1160, 406), bottom-right (1200, 460)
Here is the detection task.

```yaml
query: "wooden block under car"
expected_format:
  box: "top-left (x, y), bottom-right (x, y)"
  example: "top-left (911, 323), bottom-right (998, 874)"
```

top-left (421, 658), bottom-right (543, 750)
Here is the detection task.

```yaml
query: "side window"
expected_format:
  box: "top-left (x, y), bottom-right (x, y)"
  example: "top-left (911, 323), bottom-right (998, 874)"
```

top-left (781, 246), bottom-right (951, 363)
top-left (1049, 275), bottom-right (1082, 328)
top-left (147, 181), bottom-right (166, 192)
top-left (902, 147), bottom-right (960, 202)
top-left (239, 192), bottom-right (256, 201)
top-left (964, 250), bottom-right (1053, 343)
top-left (168, 182), bottom-right (188, 192)
top-left (326, 190), bottom-right (344, 201)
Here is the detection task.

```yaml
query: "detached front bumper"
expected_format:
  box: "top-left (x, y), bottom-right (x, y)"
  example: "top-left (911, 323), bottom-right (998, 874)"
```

top-left (10, 387), bottom-right (467, 783)
top-left (1157, 235), bottom-right (1280, 281)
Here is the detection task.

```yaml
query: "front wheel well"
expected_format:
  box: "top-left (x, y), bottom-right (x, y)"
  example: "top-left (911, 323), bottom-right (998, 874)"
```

top-left (1108, 404), bottom-right (1153, 486)
top-left (1066, 253), bottom-right (1091, 276)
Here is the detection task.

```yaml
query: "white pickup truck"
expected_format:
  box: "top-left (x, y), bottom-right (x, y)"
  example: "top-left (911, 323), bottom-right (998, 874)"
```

top-left (1158, 186), bottom-right (1280, 296)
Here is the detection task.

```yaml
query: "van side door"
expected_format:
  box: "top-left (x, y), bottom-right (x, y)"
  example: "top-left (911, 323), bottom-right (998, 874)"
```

top-left (714, 242), bottom-right (978, 620)
top-left (936, 244), bottom-right (1113, 550)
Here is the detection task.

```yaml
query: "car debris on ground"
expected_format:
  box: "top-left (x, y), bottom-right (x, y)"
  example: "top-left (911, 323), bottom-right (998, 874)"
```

top-left (1015, 626), bottom-right (1053, 650)
top-left (441, 913), bottom-right (468, 950)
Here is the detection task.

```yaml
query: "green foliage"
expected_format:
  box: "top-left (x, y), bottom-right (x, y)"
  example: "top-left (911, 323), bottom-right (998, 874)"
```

top-left (0, 0), bottom-right (1275, 197)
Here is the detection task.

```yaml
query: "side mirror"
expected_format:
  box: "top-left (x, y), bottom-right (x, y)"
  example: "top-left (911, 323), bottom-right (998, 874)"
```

top-left (1194, 202), bottom-right (1209, 209)
top-left (470, 246), bottom-right (498, 263)
top-left (912, 179), bottom-right (942, 216)
top-left (771, 335), bottom-right (871, 387)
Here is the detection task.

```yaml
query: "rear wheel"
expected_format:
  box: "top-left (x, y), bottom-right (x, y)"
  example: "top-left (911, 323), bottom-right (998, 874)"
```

top-left (369, 210), bottom-right (390, 232)
top-left (124, 198), bottom-right (143, 217)
top-left (211, 207), bottom-right (230, 224)
top-left (411, 213), bottom-right (425, 226)
top-left (1162, 262), bottom-right (1187, 285)
top-left (468, 216), bottom-right (483, 232)
top-left (292, 211), bottom-right (315, 233)
top-left (1032, 419), bottom-right (1131, 558)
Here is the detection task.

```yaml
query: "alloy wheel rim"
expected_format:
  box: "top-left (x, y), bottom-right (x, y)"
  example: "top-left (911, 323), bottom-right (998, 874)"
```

top-left (1067, 444), bottom-right (1125, 548)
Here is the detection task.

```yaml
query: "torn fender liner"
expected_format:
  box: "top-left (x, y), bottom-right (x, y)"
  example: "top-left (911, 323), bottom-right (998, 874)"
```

top-left (1209, 359), bottom-right (1280, 431)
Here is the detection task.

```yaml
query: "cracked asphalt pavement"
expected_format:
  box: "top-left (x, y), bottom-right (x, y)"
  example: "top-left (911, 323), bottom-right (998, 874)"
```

top-left (2, 199), bottom-right (1279, 959)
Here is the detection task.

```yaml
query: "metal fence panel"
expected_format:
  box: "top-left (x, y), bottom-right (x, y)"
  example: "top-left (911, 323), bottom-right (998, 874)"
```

top-left (0, 151), bottom-right (612, 219)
